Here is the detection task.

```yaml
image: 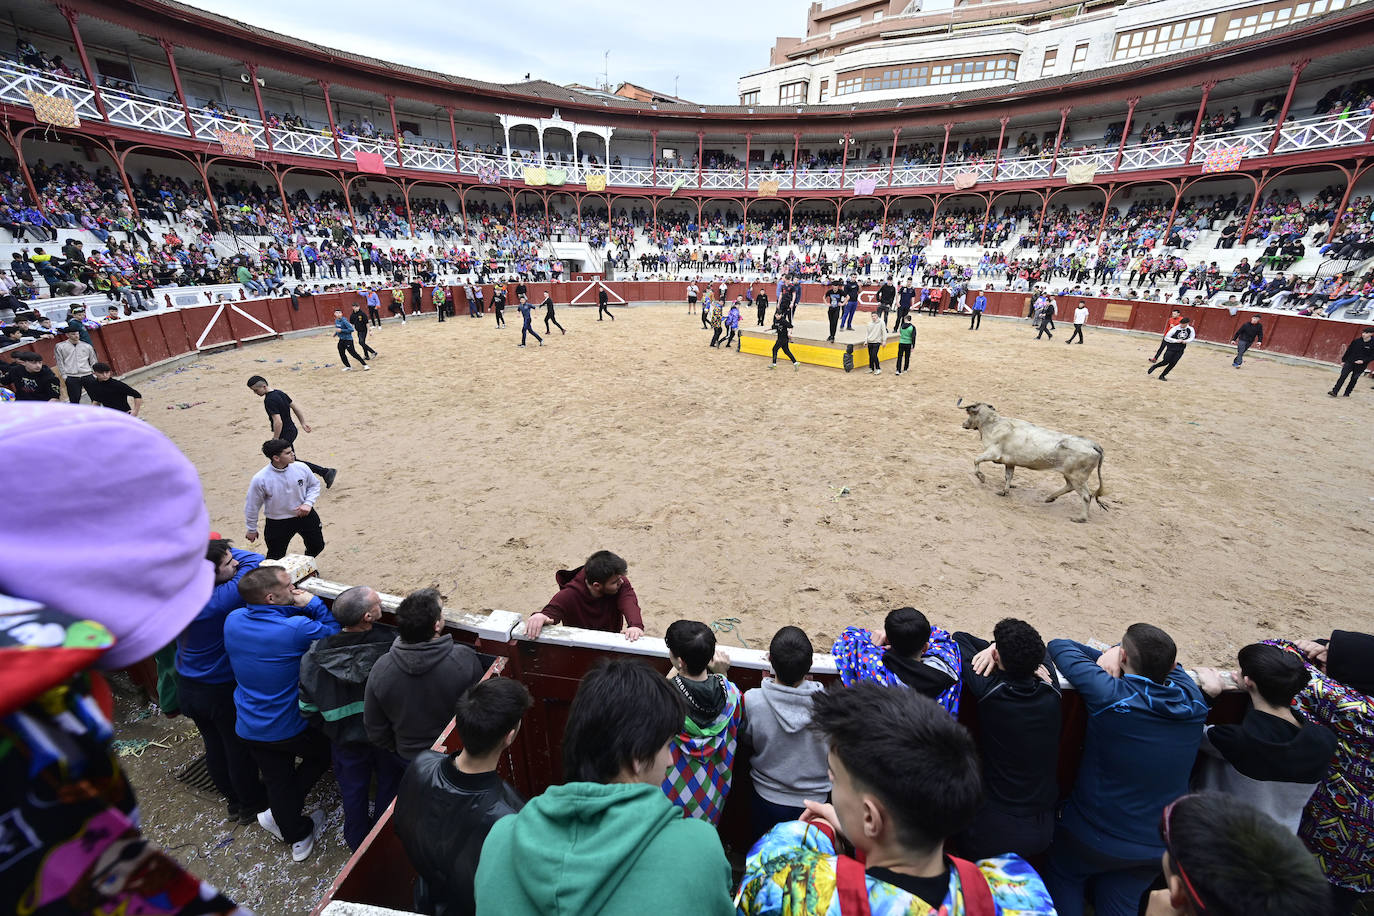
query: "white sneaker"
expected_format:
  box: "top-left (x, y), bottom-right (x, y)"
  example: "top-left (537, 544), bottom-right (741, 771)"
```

top-left (292, 810), bottom-right (325, 862)
top-left (257, 809), bottom-right (284, 841)
top-left (341, 367), bottom-right (351, 372)
top-left (874, 368), bottom-right (882, 374)
top-left (362, 365), bottom-right (370, 371)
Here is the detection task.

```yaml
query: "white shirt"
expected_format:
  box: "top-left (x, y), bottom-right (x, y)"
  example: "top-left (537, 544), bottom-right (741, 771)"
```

top-left (1074, 306), bottom-right (1089, 324)
top-left (244, 461), bottom-right (321, 530)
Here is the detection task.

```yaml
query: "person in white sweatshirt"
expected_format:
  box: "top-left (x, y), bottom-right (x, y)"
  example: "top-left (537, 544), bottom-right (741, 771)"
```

top-left (1067, 300), bottom-right (1089, 345)
top-left (741, 626), bottom-right (830, 846)
top-left (864, 311), bottom-right (887, 374)
top-left (244, 438), bottom-right (325, 559)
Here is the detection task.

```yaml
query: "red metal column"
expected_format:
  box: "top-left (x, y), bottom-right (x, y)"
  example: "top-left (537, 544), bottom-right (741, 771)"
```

top-left (447, 107), bottom-right (460, 171)
top-left (1161, 185), bottom-right (1183, 240)
top-left (1112, 96), bottom-right (1140, 171)
top-left (1239, 171), bottom-right (1268, 242)
top-left (402, 181), bottom-right (415, 237)
top-left (792, 131), bottom-right (800, 190)
top-left (245, 63), bottom-right (273, 151)
top-left (992, 115), bottom-right (1009, 179)
top-left (319, 80), bottom-right (342, 159)
top-left (696, 131), bottom-right (704, 190)
top-left (112, 147), bottom-right (141, 219)
top-left (840, 131), bottom-right (851, 186)
top-left (6, 127), bottom-right (42, 207)
top-left (342, 175), bottom-right (359, 231)
top-left (271, 167), bottom-right (293, 230)
top-left (1185, 80), bottom-right (1217, 164)
top-left (58, 6), bottom-right (107, 119)
top-left (1268, 59), bottom-right (1310, 154)
top-left (160, 39), bottom-right (196, 137)
top-left (1325, 176), bottom-right (1357, 245)
top-left (887, 127), bottom-right (900, 186)
top-left (386, 95), bottom-right (403, 163)
top-left (937, 123), bottom-right (952, 183)
top-left (1049, 107), bottom-right (1071, 174)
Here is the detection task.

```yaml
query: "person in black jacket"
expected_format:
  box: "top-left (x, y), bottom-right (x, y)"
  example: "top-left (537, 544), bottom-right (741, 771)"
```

top-left (5, 351), bottom-right (61, 401)
top-left (1328, 327), bottom-right (1374, 397)
top-left (350, 302), bottom-right (378, 359)
top-left (876, 277), bottom-right (896, 330)
top-left (769, 308), bottom-right (798, 370)
top-left (952, 619), bottom-right (1061, 860)
top-left (1230, 315), bottom-right (1263, 368)
top-left (754, 287), bottom-right (768, 326)
top-left (394, 677), bottom-right (530, 916)
top-left (597, 286), bottom-right (615, 321)
top-left (298, 586), bottom-right (397, 850)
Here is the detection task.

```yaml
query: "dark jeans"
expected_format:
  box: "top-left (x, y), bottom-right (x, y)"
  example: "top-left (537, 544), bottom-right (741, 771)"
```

top-left (243, 727), bottom-right (332, 844)
top-left (748, 784), bottom-right (804, 850)
top-left (263, 510), bottom-right (325, 559)
top-left (357, 327), bottom-right (377, 358)
top-left (599, 303), bottom-right (615, 320)
top-left (1232, 339), bottom-right (1251, 365)
top-left (333, 742), bottom-right (404, 850)
top-left (337, 339), bottom-right (366, 367)
top-left (1036, 320), bottom-right (1054, 339)
top-left (65, 374), bottom-right (90, 404)
top-left (757, 304), bottom-right (766, 325)
top-left (368, 306), bottom-right (381, 327)
top-left (867, 341), bottom-right (881, 370)
top-left (969, 310), bottom-right (982, 329)
top-left (842, 301), bottom-right (857, 330)
top-left (772, 338), bottom-right (796, 364)
top-left (1148, 344), bottom-right (1186, 379)
top-left (710, 326), bottom-right (723, 347)
top-left (897, 343), bottom-right (912, 372)
top-left (827, 306), bottom-right (841, 339)
top-left (521, 319), bottom-right (542, 345)
top-left (1068, 324), bottom-right (1084, 344)
top-left (494, 306), bottom-right (505, 327)
top-left (1332, 360), bottom-right (1366, 395)
top-left (544, 314), bottom-right (565, 333)
top-left (955, 804), bottom-right (1053, 861)
top-left (178, 676), bottom-right (266, 813)
top-left (1045, 824), bottom-right (1159, 916)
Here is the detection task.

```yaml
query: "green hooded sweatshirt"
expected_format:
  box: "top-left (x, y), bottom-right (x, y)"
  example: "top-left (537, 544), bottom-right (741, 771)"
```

top-left (474, 781), bottom-right (733, 916)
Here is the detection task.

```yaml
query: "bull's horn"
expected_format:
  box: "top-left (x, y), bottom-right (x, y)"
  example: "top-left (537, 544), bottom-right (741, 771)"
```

top-left (956, 397), bottom-right (963, 408)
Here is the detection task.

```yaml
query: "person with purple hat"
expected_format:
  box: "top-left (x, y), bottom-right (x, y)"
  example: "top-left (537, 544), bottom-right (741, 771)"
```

top-left (0, 402), bottom-right (249, 913)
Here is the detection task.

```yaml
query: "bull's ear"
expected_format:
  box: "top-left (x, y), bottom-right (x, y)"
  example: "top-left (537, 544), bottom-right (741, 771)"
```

top-left (986, 404), bottom-right (994, 412)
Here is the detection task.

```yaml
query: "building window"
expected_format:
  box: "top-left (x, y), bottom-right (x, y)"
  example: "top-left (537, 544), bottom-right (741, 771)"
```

top-left (834, 55), bottom-right (1019, 95)
top-left (1112, 15), bottom-right (1215, 58)
top-left (873, 11), bottom-right (883, 21)
top-left (819, 80), bottom-right (830, 102)
top-left (740, 90), bottom-right (759, 106)
top-left (1222, 0), bottom-right (1345, 40)
top-left (779, 81), bottom-right (808, 105)
top-left (1070, 43), bottom-right (1089, 71)
top-left (1041, 49), bottom-right (1058, 76)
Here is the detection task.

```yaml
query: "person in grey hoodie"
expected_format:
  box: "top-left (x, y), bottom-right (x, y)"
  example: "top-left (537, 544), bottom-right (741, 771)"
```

top-left (364, 588), bottom-right (484, 783)
top-left (741, 626), bottom-right (830, 846)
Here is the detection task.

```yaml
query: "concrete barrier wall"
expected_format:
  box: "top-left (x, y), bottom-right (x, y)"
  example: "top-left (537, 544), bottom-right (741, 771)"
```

top-left (3, 285), bottom-right (1368, 378)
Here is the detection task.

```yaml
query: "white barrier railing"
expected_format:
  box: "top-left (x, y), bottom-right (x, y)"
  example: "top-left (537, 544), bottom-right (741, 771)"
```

top-left (104, 91), bottom-right (190, 137)
top-left (0, 64), bottom-right (98, 121)
top-left (272, 127), bottom-right (337, 160)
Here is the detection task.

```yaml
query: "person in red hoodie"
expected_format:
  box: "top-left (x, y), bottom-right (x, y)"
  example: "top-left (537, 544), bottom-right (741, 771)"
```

top-left (524, 550), bottom-right (645, 641)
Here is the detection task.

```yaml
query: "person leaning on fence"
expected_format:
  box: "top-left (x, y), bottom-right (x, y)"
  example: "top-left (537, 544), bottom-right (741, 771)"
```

top-left (524, 550), bottom-right (645, 641)
top-left (661, 620), bottom-right (742, 824)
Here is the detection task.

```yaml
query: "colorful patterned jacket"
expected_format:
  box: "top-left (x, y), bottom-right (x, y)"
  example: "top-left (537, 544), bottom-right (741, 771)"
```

top-left (832, 626), bottom-right (963, 717)
top-left (734, 820), bottom-right (1056, 916)
top-left (661, 675), bottom-right (742, 824)
top-left (1265, 639), bottom-right (1373, 892)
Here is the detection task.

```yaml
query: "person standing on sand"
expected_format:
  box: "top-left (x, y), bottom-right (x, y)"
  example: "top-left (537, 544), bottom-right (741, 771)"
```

top-left (542, 292), bottom-right (566, 335)
top-left (598, 286), bottom-right (615, 321)
top-left (770, 308), bottom-right (798, 371)
top-left (1147, 317), bottom-right (1195, 381)
top-left (517, 296), bottom-right (542, 348)
top-left (246, 375), bottom-right (337, 487)
top-left (350, 302), bottom-right (377, 359)
top-left (492, 285), bottom-right (507, 328)
top-left (332, 309), bottom-right (370, 371)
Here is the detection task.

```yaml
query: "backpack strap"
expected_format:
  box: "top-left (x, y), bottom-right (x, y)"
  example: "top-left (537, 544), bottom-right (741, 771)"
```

top-left (950, 856), bottom-right (997, 916)
top-left (807, 821), bottom-right (872, 916)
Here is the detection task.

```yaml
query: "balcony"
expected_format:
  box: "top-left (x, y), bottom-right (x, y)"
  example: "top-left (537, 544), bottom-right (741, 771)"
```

top-left (0, 60), bottom-right (1369, 197)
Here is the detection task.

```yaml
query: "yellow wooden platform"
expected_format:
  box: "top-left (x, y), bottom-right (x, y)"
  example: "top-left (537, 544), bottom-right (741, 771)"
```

top-left (739, 320), bottom-right (901, 370)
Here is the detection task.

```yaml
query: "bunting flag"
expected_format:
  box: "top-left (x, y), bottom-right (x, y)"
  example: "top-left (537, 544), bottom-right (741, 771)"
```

top-left (952, 171), bottom-right (978, 191)
top-left (216, 129), bottom-right (256, 159)
top-left (354, 150), bottom-right (387, 174)
top-left (1065, 162), bottom-right (1098, 185)
top-left (24, 90), bottom-right (79, 128)
top-left (476, 162), bottom-right (501, 185)
top-left (585, 173), bottom-right (607, 192)
top-left (853, 177), bottom-right (877, 196)
top-left (1201, 147), bottom-right (1243, 173)
top-left (523, 166), bottom-right (548, 186)
top-left (670, 176), bottom-right (686, 196)
top-left (545, 168), bottom-right (567, 186)
top-left (757, 179), bottom-right (780, 198)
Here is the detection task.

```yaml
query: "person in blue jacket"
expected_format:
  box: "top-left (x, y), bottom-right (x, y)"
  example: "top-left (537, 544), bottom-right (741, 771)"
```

top-left (176, 537), bottom-right (267, 824)
top-left (224, 563), bottom-right (340, 862)
top-left (1044, 623), bottom-right (1208, 916)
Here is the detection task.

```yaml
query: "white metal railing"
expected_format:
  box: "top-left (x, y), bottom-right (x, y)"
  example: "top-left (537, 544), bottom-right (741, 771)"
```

top-left (1, 58), bottom-right (1371, 195)
top-left (103, 91), bottom-right (190, 137)
top-left (0, 63), bottom-right (98, 121)
top-left (272, 127), bottom-right (337, 160)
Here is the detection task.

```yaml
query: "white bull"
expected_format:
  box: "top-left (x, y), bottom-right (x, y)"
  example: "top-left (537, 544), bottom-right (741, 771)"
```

top-left (960, 402), bottom-right (1108, 522)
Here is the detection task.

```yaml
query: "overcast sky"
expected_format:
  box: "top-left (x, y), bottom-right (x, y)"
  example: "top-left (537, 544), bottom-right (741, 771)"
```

top-left (184, 0), bottom-right (802, 103)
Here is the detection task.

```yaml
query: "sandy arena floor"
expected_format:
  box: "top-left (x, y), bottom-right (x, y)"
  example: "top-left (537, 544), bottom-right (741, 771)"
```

top-left (139, 303), bottom-right (1371, 664)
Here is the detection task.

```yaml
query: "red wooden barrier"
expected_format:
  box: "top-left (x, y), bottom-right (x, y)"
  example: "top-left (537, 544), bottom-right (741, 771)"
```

top-left (96, 320), bottom-right (144, 375)
top-left (155, 311), bottom-right (191, 356)
top-left (1266, 314), bottom-right (1319, 357)
top-left (1307, 320), bottom-right (1363, 364)
top-left (129, 313), bottom-right (173, 366)
top-left (227, 299), bottom-right (277, 342)
top-left (267, 297), bottom-right (299, 334)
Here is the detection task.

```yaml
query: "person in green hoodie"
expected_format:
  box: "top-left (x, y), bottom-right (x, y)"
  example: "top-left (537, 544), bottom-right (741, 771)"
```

top-left (474, 659), bottom-right (733, 916)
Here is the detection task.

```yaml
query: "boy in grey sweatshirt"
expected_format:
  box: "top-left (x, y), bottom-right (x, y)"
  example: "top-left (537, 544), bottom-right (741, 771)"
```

top-left (741, 626), bottom-right (831, 847)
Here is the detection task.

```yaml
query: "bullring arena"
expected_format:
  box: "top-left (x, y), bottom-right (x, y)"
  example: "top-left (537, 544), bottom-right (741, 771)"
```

top-left (4, 0), bottom-right (1374, 912)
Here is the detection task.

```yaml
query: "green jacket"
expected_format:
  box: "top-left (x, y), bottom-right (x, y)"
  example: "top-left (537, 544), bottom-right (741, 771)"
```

top-left (474, 781), bottom-right (732, 916)
top-left (899, 323), bottom-right (916, 345)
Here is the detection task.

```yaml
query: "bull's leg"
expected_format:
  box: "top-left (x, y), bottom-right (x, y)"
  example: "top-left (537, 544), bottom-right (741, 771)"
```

top-left (999, 464), bottom-right (1014, 496)
top-left (1075, 485), bottom-right (1093, 523)
top-left (1044, 475), bottom-right (1076, 503)
top-left (973, 451), bottom-right (997, 484)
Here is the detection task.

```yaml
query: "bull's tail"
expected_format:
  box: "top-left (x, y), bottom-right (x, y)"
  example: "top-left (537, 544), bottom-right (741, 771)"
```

top-left (1092, 444), bottom-right (1109, 511)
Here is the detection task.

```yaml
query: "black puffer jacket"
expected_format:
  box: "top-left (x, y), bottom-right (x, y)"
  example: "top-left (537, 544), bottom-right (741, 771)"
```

top-left (393, 751), bottom-right (525, 916)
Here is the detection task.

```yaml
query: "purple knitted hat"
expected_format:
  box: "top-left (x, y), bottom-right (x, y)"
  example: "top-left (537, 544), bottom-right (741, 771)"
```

top-left (0, 403), bottom-right (212, 668)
